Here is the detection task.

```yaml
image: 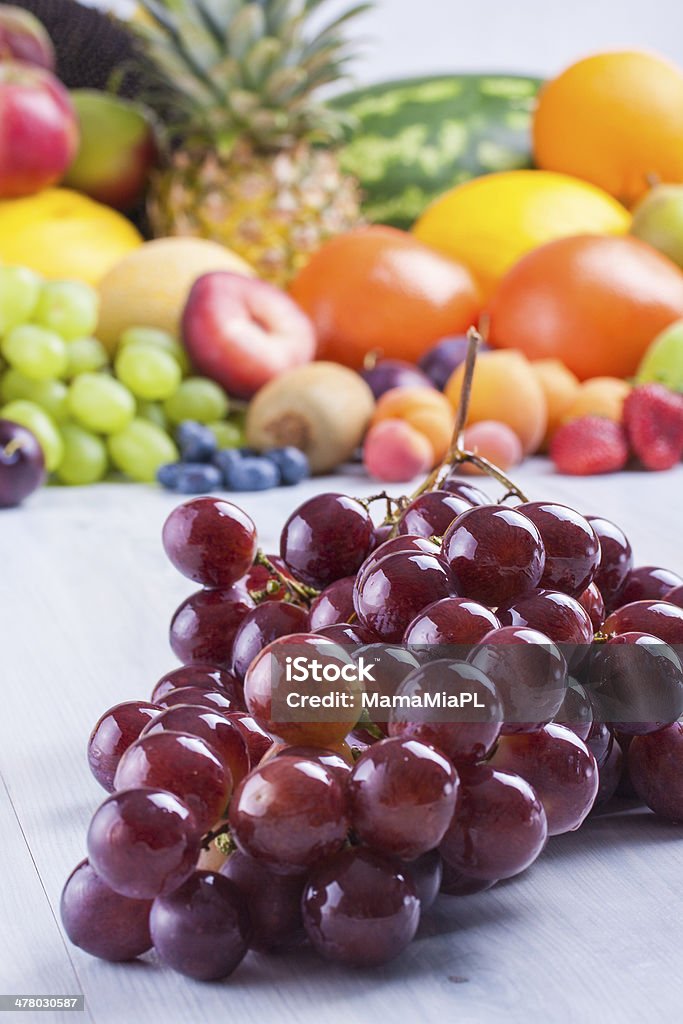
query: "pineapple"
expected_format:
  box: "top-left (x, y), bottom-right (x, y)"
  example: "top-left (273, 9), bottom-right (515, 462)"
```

top-left (132, 0), bottom-right (367, 285)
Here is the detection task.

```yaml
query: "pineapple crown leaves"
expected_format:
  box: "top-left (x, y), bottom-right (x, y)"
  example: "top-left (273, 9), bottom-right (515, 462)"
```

top-left (132, 0), bottom-right (371, 153)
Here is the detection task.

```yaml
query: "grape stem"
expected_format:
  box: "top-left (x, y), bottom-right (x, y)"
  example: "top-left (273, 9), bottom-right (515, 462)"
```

top-left (201, 821), bottom-right (235, 852)
top-left (252, 550), bottom-right (320, 604)
top-left (2, 438), bottom-right (23, 459)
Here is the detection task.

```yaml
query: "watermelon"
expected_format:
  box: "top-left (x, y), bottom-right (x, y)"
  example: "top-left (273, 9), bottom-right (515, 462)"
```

top-left (332, 74), bottom-right (542, 229)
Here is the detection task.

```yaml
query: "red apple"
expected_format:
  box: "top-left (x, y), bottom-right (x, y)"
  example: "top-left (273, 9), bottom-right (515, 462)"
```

top-left (182, 272), bottom-right (317, 399)
top-left (0, 61), bottom-right (78, 198)
top-left (0, 5), bottom-right (55, 70)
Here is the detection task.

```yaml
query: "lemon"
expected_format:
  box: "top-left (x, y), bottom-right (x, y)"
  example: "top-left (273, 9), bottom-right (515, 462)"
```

top-left (413, 170), bottom-right (630, 298)
top-left (0, 189), bottom-right (142, 285)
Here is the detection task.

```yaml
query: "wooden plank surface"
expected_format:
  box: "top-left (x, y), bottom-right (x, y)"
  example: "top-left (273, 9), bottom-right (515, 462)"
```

top-left (1, 462), bottom-right (682, 1024)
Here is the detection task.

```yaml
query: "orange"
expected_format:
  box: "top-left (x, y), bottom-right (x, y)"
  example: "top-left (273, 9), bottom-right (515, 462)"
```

top-left (289, 226), bottom-right (481, 369)
top-left (487, 235), bottom-right (683, 381)
top-left (534, 51), bottom-right (683, 207)
top-left (412, 170), bottom-right (629, 299)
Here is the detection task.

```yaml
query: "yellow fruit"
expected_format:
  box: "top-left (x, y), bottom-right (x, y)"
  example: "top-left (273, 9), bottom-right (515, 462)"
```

top-left (97, 237), bottom-right (254, 352)
top-left (531, 359), bottom-right (581, 450)
top-left (0, 189), bottom-right (141, 285)
top-left (413, 170), bottom-right (630, 299)
top-left (562, 376), bottom-right (631, 425)
top-left (445, 350), bottom-right (547, 454)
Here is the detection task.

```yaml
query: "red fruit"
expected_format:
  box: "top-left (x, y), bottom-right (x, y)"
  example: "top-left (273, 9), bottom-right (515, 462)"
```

top-left (363, 419), bottom-right (433, 483)
top-left (182, 272), bottom-right (316, 399)
top-left (0, 62), bottom-right (78, 197)
top-left (0, 6), bottom-right (55, 69)
top-left (622, 383), bottom-right (683, 471)
top-left (550, 416), bottom-right (629, 475)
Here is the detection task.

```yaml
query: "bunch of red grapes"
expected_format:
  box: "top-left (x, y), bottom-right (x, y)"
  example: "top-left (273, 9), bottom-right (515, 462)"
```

top-left (61, 478), bottom-right (683, 981)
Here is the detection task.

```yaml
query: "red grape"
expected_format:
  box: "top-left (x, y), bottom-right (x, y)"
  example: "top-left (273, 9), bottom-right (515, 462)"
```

top-left (162, 497), bottom-right (257, 588)
top-left (553, 679), bottom-right (593, 741)
top-left (114, 732), bottom-right (232, 832)
top-left (441, 505), bottom-right (545, 606)
top-left (269, 744), bottom-right (352, 782)
top-left (307, 576), bottom-right (356, 630)
top-left (439, 765), bottom-right (547, 880)
top-left (87, 788), bottom-right (199, 899)
top-left (151, 664), bottom-right (243, 705)
top-left (397, 490), bottom-right (472, 538)
top-left (355, 551), bottom-right (456, 642)
top-left (584, 718), bottom-right (613, 768)
top-left (229, 756), bottom-right (348, 874)
top-left (225, 711), bottom-right (273, 767)
top-left (241, 553), bottom-right (293, 601)
top-left (347, 737), bottom-right (459, 860)
top-left (518, 502), bottom-right (600, 598)
top-left (405, 850), bottom-right (443, 909)
top-left (280, 493), bottom-right (374, 588)
top-left (156, 686), bottom-right (236, 713)
top-left (439, 862), bottom-right (497, 896)
top-left (488, 723), bottom-right (599, 835)
top-left (619, 566), bottom-right (683, 605)
top-left (388, 660), bottom-right (503, 765)
top-left (496, 589), bottom-right (594, 645)
top-left (665, 584), bottom-right (683, 608)
top-left (60, 859), bottom-right (152, 962)
top-left (0, 419), bottom-right (45, 507)
top-left (357, 534), bottom-right (440, 585)
top-left (220, 850), bottom-right (305, 952)
top-left (440, 476), bottom-right (489, 506)
top-left (231, 600), bottom-right (308, 680)
top-left (169, 585), bottom-right (254, 668)
top-left (603, 600), bottom-right (683, 645)
top-left (585, 515), bottom-right (633, 611)
top-left (628, 722), bottom-right (683, 821)
top-left (141, 705), bottom-right (249, 786)
top-left (302, 848), bottom-right (420, 967)
top-left (403, 596), bottom-right (500, 647)
top-left (354, 643), bottom-right (420, 734)
top-left (578, 583), bottom-right (606, 631)
top-left (150, 870), bottom-right (250, 980)
top-left (316, 622), bottom-right (378, 644)
top-left (593, 738), bottom-right (623, 809)
top-left (88, 701), bottom-right (160, 792)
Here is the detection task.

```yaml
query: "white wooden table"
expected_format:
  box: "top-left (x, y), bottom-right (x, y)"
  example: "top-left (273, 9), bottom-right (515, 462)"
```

top-left (2, 461), bottom-right (682, 1024)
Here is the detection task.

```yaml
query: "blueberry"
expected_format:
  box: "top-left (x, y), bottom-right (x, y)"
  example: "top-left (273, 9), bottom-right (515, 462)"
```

top-left (176, 421), bottom-right (217, 463)
top-left (213, 448), bottom-right (244, 476)
top-left (222, 455), bottom-right (280, 491)
top-left (157, 461), bottom-right (223, 494)
top-left (263, 446), bottom-right (311, 485)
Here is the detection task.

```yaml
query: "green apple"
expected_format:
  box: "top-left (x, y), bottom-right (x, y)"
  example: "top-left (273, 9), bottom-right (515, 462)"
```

top-left (63, 90), bottom-right (157, 212)
top-left (636, 319), bottom-right (683, 392)
top-left (631, 184), bottom-right (683, 269)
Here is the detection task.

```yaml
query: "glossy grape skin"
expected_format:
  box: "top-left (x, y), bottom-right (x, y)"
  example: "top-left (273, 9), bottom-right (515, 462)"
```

top-left (442, 505), bottom-right (545, 607)
top-left (150, 664), bottom-right (243, 705)
top-left (389, 660), bottom-right (503, 765)
top-left (87, 788), bottom-right (199, 899)
top-left (354, 644), bottom-right (420, 734)
top-left (518, 502), bottom-right (600, 598)
top-left (150, 870), bottom-right (251, 981)
top-left (87, 701), bottom-right (160, 792)
top-left (588, 632), bottom-right (683, 735)
top-left (620, 566), bottom-right (683, 606)
top-left (307, 576), bottom-right (356, 631)
top-left (140, 705), bottom-right (249, 786)
top-left (440, 476), bottom-right (489, 506)
top-left (593, 738), bottom-right (624, 809)
top-left (628, 722), bottom-right (683, 821)
top-left (268, 743), bottom-right (352, 781)
top-left (554, 679), bottom-right (593, 741)
top-left (439, 862), bottom-right (497, 896)
top-left (405, 850), bottom-right (443, 909)
top-left (156, 686), bottom-right (237, 713)
top-left (229, 756), bottom-right (348, 874)
top-left (488, 723), bottom-right (599, 836)
top-left (114, 732), bottom-right (231, 832)
top-left (496, 589), bottom-right (594, 645)
top-left (302, 848), bottom-right (420, 967)
top-left (578, 583), bottom-right (606, 631)
top-left (404, 597), bottom-right (500, 651)
top-left (397, 490), bottom-right (472, 539)
top-left (316, 622), bottom-right (378, 644)
top-left (280, 493), bottom-right (374, 589)
top-left (355, 551), bottom-right (456, 642)
top-left (439, 766), bottom-right (547, 881)
top-left (231, 601), bottom-right (309, 680)
top-left (220, 850), bottom-right (305, 952)
top-left (665, 584), bottom-right (683, 609)
top-left (357, 534), bottom-right (440, 585)
top-left (225, 712), bottom-right (273, 767)
top-left (468, 626), bottom-right (567, 734)
top-left (347, 737), bottom-right (459, 860)
top-left (60, 859), bottom-right (152, 962)
top-left (584, 719), bottom-right (614, 768)
top-left (602, 600), bottom-right (683, 645)
top-left (586, 516), bottom-right (633, 612)
top-left (169, 585), bottom-right (254, 668)
top-left (0, 418), bottom-right (45, 507)
top-left (162, 497), bottom-right (257, 588)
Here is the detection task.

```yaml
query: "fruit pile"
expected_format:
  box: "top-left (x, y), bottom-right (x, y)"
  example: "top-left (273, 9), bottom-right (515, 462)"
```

top-left (60, 417), bottom-right (683, 977)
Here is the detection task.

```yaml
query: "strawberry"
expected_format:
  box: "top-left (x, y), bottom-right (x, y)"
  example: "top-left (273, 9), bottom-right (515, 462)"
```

top-left (550, 416), bottom-right (629, 475)
top-left (623, 384), bottom-right (683, 471)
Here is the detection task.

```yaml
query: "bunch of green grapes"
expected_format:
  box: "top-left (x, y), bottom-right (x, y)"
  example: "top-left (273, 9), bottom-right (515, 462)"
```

top-left (0, 267), bottom-right (244, 487)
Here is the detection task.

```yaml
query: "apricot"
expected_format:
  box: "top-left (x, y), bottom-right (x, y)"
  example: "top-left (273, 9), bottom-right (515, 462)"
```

top-left (363, 419), bottom-right (434, 483)
top-left (458, 420), bottom-right (524, 474)
top-left (562, 376), bottom-right (631, 424)
top-left (372, 386), bottom-right (454, 461)
top-left (445, 350), bottom-right (547, 454)
top-left (531, 359), bottom-right (581, 450)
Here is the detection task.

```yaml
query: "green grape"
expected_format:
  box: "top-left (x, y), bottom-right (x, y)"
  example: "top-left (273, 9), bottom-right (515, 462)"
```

top-left (33, 280), bottom-right (99, 341)
top-left (1, 325), bottom-right (68, 381)
top-left (208, 420), bottom-right (244, 449)
top-left (57, 423), bottom-right (108, 485)
top-left (164, 377), bottom-right (229, 425)
top-left (0, 369), bottom-right (69, 422)
top-left (0, 266), bottom-right (42, 335)
top-left (115, 344), bottom-right (182, 401)
top-left (137, 400), bottom-right (169, 432)
top-left (108, 418), bottom-right (179, 482)
top-left (68, 373), bottom-right (135, 434)
top-left (64, 337), bottom-right (109, 378)
top-left (0, 399), bottom-right (63, 470)
top-left (119, 326), bottom-right (190, 375)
